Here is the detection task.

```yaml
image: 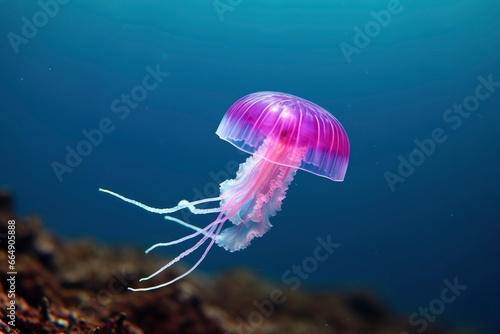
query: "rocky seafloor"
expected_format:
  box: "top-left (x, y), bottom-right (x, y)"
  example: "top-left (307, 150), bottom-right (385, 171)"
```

top-left (0, 191), bottom-right (478, 334)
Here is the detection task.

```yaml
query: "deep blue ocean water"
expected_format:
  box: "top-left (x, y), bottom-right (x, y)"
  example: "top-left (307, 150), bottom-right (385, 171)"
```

top-left (1, 0), bottom-right (499, 332)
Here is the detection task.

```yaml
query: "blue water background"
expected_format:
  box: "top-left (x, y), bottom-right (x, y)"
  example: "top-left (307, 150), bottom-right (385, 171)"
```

top-left (1, 0), bottom-right (499, 332)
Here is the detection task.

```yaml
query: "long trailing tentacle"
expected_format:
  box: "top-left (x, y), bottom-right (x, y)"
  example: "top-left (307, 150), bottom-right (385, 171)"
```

top-left (144, 216), bottom-right (218, 253)
top-left (99, 188), bottom-right (222, 214)
top-left (164, 215), bottom-right (209, 233)
top-left (175, 200), bottom-right (222, 214)
top-left (128, 221), bottom-right (225, 291)
top-left (138, 221), bottom-right (219, 282)
top-left (99, 187), bottom-right (228, 291)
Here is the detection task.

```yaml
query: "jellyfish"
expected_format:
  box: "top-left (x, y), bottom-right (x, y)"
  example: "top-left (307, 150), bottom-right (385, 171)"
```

top-left (99, 91), bottom-right (350, 291)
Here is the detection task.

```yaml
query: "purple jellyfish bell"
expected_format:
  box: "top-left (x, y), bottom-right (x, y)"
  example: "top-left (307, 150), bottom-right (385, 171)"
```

top-left (99, 91), bottom-right (350, 291)
top-left (217, 91), bottom-right (350, 181)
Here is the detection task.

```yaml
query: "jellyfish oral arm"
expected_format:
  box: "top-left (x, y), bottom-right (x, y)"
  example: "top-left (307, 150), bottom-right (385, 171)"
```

top-left (214, 139), bottom-right (304, 252)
